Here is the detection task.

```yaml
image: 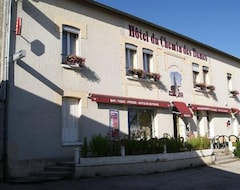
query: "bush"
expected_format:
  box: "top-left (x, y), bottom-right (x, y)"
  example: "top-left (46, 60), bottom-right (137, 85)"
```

top-left (187, 136), bottom-right (210, 150)
top-left (81, 137), bottom-right (88, 157)
top-left (89, 134), bottom-right (111, 157)
top-left (82, 135), bottom-right (210, 157)
top-left (160, 137), bottom-right (185, 153)
top-left (233, 142), bottom-right (240, 158)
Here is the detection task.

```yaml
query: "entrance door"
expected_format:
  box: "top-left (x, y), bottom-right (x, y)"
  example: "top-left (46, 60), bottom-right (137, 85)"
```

top-left (173, 113), bottom-right (178, 138)
top-left (62, 97), bottom-right (80, 145)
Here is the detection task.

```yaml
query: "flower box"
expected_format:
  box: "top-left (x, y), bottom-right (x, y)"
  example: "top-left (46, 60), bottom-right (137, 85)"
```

top-left (127, 68), bottom-right (144, 78)
top-left (145, 72), bottom-right (161, 81)
top-left (206, 85), bottom-right (215, 92)
top-left (152, 73), bottom-right (161, 81)
top-left (195, 83), bottom-right (206, 90)
top-left (63, 54), bottom-right (86, 67)
top-left (230, 90), bottom-right (239, 96)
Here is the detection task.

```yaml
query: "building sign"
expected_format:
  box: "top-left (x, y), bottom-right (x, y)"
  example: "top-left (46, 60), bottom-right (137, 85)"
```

top-left (90, 93), bottom-right (171, 108)
top-left (109, 110), bottom-right (119, 138)
top-left (129, 25), bottom-right (208, 61)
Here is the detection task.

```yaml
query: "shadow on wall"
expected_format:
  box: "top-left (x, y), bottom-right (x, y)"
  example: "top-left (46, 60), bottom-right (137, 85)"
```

top-left (22, 0), bottom-right (60, 39)
top-left (17, 60), bottom-right (64, 95)
top-left (73, 66), bottom-right (101, 83)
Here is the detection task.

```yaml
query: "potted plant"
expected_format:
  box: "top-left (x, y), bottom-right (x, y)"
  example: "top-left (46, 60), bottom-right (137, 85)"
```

top-left (152, 73), bottom-right (161, 81)
top-left (63, 54), bottom-right (86, 67)
top-left (230, 90), bottom-right (239, 97)
top-left (127, 68), bottom-right (135, 75)
top-left (195, 83), bottom-right (206, 90)
top-left (146, 72), bottom-right (153, 79)
top-left (206, 85), bottom-right (215, 92)
top-left (132, 69), bottom-right (145, 78)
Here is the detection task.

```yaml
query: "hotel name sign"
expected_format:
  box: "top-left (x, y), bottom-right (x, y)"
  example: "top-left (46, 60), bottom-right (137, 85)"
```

top-left (129, 25), bottom-right (208, 61)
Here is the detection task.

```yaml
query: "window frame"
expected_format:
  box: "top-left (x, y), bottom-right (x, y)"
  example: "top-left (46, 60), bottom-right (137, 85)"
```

top-left (143, 48), bottom-right (153, 73)
top-left (125, 43), bottom-right (137, 74)
top-left (62, 25), bottom-right (80, 59)
top-left (227, 73), bottom-right (233, 91)
top-left (192, 63), bottom-right (200, 87)
top-left (202, 66), bottom-right (209, 85)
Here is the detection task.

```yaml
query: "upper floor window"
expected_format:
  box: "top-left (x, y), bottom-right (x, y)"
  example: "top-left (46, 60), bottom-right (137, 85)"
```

top-left (192, 63), bottom-right (199, 87)
top-left (143, 48), bottom-right (153, 73)
top-left (202, 66), bottom-right (209, 85)
top-left (62, 25), bottom-right (80, 60)
top-left (125, 43), bottom-right (137, 74)
top-left (227, 73), bottom-right (233, 91)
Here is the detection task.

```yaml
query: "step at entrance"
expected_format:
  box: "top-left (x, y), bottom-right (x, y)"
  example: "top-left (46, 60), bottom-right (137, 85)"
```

top-left (214, 149), bottom-right (239, 165)
top-left (7, 162), bottom-right (75, 184)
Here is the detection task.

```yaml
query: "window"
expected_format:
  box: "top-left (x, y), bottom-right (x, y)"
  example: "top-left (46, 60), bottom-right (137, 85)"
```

top-left (128, 108), bottom-right (153, 140)
top-left (202, 66), bottom-right (209, 85)
top-left (62, 97), bottom-right (81, 145)
top-left (227, 73), bottom-right (232, 91)
top-left (143, 48), bottom-right (153, 73)
top-left (192, 63), bottom-right (199, 87)
top-left (62, 25), bottom-right (80, 60)
top-left (125, 43), bottom-right (137, 74)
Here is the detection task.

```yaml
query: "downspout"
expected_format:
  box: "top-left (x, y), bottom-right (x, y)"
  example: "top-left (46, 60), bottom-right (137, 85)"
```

top-left (2, 0), bottom-right (12, 180)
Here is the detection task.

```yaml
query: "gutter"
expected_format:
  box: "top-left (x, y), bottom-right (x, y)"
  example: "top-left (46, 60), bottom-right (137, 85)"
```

top-left (2, 0), bottom-right (12, 180)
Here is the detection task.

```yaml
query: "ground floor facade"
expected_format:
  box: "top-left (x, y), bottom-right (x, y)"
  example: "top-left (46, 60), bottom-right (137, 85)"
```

top-left (77, 93), bottom-right (240, 143)
top-left (4, 90), bottom-right (240, 178)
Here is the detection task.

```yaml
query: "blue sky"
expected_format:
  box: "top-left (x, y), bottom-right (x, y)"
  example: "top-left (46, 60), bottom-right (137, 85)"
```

top-left (95, 0), bottom-right (240, 58)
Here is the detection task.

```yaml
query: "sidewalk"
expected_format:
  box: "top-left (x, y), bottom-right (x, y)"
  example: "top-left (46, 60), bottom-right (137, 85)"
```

top-left (1, 161), bottom-right (240, 190)
top-left (210, 160), bottom-right (240, 174)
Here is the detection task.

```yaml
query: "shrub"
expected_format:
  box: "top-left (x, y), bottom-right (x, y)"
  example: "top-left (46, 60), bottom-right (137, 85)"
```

top-left (147, 138), bottom-right (164, 154)
top-left (89, 134), bottom-right (111, 157)
top-left (81, 137), bottom-right (88, 157)
top-left (161, 137), bottom-right (185, 153)
top-left (187, 136), bottom-right (210, 150)
top-left (233, 142), bottom-right (240, 158)
top-left (124, 139), bottom-right (144, 155)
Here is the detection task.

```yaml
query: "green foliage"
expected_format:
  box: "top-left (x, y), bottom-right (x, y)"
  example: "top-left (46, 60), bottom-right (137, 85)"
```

top-left (89, 134), bottom-right (111, 157)
top-left (233, 142), bottom-right (240, 158)
top-left (160, 137), bottom-right (186, 153)
top-left (147, 138), bottom-right (164, 154)
top-left (187, 136), bottom-right (210, 150)
top-left (124, 138), bottom-right (164, 155)
top-left (80, 135), bottom-right (211, 157)
top-left (81, 137), bottom-right (88, 157)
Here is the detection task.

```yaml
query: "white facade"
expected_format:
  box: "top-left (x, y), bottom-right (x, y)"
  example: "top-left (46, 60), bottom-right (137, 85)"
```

top-left (2, 0), bottom-right (240, 177)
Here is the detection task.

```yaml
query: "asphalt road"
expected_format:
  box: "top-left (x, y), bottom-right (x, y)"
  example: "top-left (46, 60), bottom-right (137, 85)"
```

top-left (1, 161), bottom-right (240, 190)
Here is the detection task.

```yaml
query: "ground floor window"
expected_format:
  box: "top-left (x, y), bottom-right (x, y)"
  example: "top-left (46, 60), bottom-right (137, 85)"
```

top-left (128, 108), bottom-right (154, 140)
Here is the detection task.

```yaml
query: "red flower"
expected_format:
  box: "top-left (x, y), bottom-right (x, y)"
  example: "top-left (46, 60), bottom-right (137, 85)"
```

top-left (64, 55), bottom-right (86, 67)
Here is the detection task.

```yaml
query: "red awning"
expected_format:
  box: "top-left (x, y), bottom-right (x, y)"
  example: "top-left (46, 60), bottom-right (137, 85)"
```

top-left (231, 108), bottom-right (240, 114)
top-left (89, 93), bottom-right (171, 108)
top-left (191, 104), bottom-right (231, 113)
top-left (172, 101), bottom-right (192, 118)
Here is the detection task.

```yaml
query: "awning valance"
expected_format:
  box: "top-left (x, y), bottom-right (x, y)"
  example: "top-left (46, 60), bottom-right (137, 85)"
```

top-left (191, 104), bottom-right (231, 113)
top-left (89, 93), bottom-right (171, 108)
top-left (172, 101), bottom-right (192, 118)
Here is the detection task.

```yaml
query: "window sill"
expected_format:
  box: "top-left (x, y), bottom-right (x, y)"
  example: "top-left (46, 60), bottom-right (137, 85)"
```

top-left (194, 88), bottom-right (215, 93)
top-left (126, 75), bottom-right (159, 83)
top-left (62, 142), bottom-right (83, 146)
top-left (62, 64), bottom-right (82, 70)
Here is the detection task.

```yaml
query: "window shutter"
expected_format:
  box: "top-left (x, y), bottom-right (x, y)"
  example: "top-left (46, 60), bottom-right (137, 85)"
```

top-left (63, 25), bottom-right (79, 34)
top-left (192, 63), bottom-right (199, 72)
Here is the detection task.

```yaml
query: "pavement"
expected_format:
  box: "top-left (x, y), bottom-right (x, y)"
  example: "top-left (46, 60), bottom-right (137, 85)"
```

top-left (1, 161), bottom-right (240, 190)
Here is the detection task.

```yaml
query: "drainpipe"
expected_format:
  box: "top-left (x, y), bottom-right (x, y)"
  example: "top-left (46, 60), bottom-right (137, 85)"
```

top-left (2, 0), bottom-right (12, 180)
